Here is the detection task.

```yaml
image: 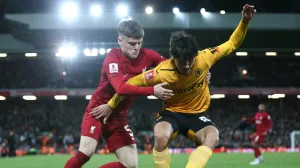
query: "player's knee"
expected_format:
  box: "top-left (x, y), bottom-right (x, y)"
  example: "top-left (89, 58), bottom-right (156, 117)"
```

top-left (203, 133), bottom-right (219, 149)
top-left (119, 155), bottom-right (138, 168)
top-left (122, 160), bottom-right (138, 168)
top-left (154, 133), bottom-right (169, 151)
top-left (79, 144), bottom-right (95, 157)
top-left (79, 136), bottom-right (97, 157)
top-left (252, 142), bottom-right (259, 147)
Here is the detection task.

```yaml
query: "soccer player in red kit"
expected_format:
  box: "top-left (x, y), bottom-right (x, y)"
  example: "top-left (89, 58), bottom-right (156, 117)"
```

top-left (64, 19), bottom-right (174, 168)
top-left (245, 103), bottom-right (273, 165)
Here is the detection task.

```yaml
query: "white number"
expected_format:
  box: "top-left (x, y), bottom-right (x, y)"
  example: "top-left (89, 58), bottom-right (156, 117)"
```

top-left (124, 125), bottom-right (135, 140)
top-left (199, 116), bottom-right (211, 122)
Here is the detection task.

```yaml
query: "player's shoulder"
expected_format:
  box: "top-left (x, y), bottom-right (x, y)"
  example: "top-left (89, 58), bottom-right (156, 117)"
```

top-left (106, 48), bottom-right (121, 58)
top-left (156, 58), bottom-right (173, 70)
top-left (104, 48), bottom-right (121, 62)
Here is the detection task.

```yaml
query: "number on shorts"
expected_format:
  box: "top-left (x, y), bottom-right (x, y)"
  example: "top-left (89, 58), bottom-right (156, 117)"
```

top-left (199, 116), bottom-right (211, 122)
top-left (124, 125), bottom-right (134, 140)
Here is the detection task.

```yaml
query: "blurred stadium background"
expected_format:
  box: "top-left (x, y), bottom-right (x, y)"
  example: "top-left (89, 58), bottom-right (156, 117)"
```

top-left (1, 0), bottom-right (300, 167)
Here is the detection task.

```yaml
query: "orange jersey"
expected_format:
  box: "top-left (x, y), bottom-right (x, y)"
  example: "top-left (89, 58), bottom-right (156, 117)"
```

top-left (108, 21), bottom-right (248, 114)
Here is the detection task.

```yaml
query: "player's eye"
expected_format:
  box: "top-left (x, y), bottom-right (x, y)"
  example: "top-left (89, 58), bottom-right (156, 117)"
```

top-left (128, 42), bottom-right (142, 46)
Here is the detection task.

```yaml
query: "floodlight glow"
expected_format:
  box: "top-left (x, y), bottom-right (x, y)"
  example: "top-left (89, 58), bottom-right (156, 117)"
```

top-left (268, 94), bottom-right (285, 99)
top-left (99, 48), bottom-right (106, 55)
top-left (200, 8), bottom-right (206, 14)
top-left (265, 52), bottom-right (277, 56)
top-left (173, 7), bottom-right (180, 14)
top-left (60, 2), bottom-right (78, 21)
top-left (25, 53), bottom-right (37, 57)
top-left (23, 95), bottom-right (37, 100)
top-left (86, 95), bottom-right (92, 100)
top-left (147, 95), bottom-right (158, 99)
top-left (0, 96), bottom-right (6, 100)
top-left (0, 53), bottom-right (7, 57)
top-left (220, 10), bottom-right (226, 14)
top-left (106, 48), bottom-right (112, 53)
top-left (145, 6), bottom-right (153, 14)
top-left (117, 5), bottom-right (128, 17)
top-left (238, 95), bottom-right (250, 99)
top-left (84, 48), bottom-right (91, 56)
top-left (236, 52), bottom-right (248, 56)
top-left (89, 48), bottom-right (98, 56)
top-left (210, 94), bottom-right (225, 99)
top-left (54, 95), bottom-right (68, 100)
top-left (56, 44), bottom-right (77, 57)
top-left (90, 4), bottom-right (102, 17)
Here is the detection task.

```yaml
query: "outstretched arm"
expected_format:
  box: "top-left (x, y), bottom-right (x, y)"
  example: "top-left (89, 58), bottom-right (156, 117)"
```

top-left (202, 4), bottom-right (255, 68)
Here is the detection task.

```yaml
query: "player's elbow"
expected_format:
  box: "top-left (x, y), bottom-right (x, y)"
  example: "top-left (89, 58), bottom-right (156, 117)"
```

top-left (229, 38), bottom-right (243, 50)
top-left (230, 41), bottom-right (240, 50)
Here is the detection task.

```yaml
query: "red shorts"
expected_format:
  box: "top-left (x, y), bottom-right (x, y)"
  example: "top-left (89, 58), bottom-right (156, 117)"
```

top-left (81, 111), bottom-right (135, 152)
top-left (252, 133), bottom-right (266, 144)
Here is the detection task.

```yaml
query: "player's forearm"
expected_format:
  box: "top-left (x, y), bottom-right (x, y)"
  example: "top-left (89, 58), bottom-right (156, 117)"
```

top-left (107, 94), bottom-right (124, 109)
top-left (108, 75), bottom-right (151, 109)
top-left (247, 117), bottom-right (255, 123)
top-left (111, 74), bottom-right (153, 96)
top-left (228, 20), bottom-right (248, 50)
top-left (117, 83), bottom-right (154, 96)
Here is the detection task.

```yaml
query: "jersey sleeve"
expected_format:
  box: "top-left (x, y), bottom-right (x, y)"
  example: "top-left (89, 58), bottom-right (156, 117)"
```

top-left (103, 52), bottom-right (154, 96)
top-left (202, 20), bottom-right (249, 68)
top-left (103, 54), bottom-right (124, 80)
top-left (247, 116), bottom-right (255, 123)
top-left (108, 66), bottom-right (163, 109)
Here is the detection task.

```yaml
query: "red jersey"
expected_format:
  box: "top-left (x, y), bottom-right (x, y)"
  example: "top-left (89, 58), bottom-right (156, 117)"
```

top-left (248, 112), bottom-right (273, 133)
top-left (86, 48), bottom-right (166, 122)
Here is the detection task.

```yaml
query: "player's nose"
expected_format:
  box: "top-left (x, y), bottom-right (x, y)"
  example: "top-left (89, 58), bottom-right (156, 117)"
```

top-left (133, 44), bottom-right (140, 50)
top-left (184, 63), bottom-right (190, 69)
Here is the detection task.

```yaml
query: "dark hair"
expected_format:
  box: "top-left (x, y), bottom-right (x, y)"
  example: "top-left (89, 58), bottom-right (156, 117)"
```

top-left (169, 31), bottom-right (198, 60)
top-left (118, 18), bottom-right (144, 39)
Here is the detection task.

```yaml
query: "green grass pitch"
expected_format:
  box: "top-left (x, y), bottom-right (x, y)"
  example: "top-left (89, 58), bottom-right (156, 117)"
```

top-left (1, 153), bottom-right (300, 168)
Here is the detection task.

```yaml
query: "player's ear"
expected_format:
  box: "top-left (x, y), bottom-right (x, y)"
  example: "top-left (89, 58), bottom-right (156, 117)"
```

top-left (118, 36), bottom-right (122, 46)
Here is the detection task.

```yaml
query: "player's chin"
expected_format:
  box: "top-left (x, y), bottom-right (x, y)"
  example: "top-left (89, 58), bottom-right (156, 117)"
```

top-left (129, 53), bottom-right (139, 59)
top-left (180, 69), bottom-right (190, 75)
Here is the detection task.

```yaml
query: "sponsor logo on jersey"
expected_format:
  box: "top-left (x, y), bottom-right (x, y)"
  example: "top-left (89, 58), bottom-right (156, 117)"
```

top-left (173, 81), bottom-right (204, 94)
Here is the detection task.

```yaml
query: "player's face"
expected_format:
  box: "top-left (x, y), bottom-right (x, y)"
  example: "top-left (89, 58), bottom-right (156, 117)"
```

top-left (118, 35), bottom-right (143, 60)
top-left (258, 104), bottom-right (265, 111)
top-left (174, 58), bottom-right (195, 75)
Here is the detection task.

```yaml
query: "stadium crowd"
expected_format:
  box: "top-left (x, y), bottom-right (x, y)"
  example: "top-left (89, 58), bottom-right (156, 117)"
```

top-left (0, 97), bottom-right (299, 156)
top-left (1, 56), bottom-right (300, 89)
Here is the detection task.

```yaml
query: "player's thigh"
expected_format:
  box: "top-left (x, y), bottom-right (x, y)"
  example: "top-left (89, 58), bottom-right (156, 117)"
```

top-left (115, 144), bottom-right (138, 168)
top-left (252, 134), bottom-right (265, 146)
top-left (80, 112), bottom-right (103, 156)
top-left (104, 123), bottom-right (136, 153)
top-left (194, 126), bottom-right (219, 148)
top-left (153, 114), bottom-right (180, 151)
top-left (187, 115), bottom-right (219, 149)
